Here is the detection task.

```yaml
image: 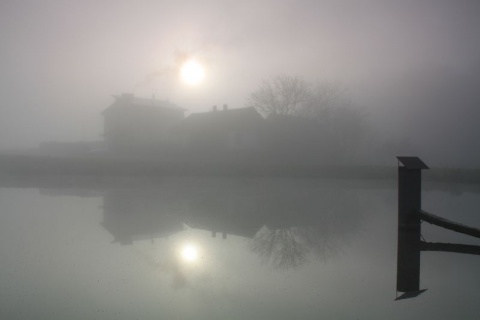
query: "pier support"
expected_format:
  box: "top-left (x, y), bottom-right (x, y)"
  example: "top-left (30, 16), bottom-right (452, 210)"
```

top-left (395, 156), bottom-right (480, 299)
top-left (396, 157), bottom-right (429, 293)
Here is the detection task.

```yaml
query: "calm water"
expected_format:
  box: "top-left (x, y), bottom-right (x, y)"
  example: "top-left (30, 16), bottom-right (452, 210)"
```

top-left (1, 177), bottom-right (479, 319)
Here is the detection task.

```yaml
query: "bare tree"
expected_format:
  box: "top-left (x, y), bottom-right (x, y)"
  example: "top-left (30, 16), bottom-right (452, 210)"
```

top-left (247, 75), bottom-right (310, 116)
top-left (248, 75), bottom-right (370, 162)
top-left (300, 82), bottom-right (369, 162)
top-left (298, 81), bottom-right (351, 119)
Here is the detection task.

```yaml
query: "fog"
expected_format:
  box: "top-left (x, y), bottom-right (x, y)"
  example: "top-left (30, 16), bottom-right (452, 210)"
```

top-left (1, 0), bottom-right (480, 167)
top-left (2, 3), bottom-right (480, 318)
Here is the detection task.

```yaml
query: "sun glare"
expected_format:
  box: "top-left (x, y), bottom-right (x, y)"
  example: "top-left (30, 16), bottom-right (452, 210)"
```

top-left (180, 59), bottom-right (205, 86)
top-left (181, 244), bottom-right (199, 262)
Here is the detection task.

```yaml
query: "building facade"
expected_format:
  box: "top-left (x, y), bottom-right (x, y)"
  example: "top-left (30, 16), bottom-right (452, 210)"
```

top-left (102, 93), bottom-right (185, 153)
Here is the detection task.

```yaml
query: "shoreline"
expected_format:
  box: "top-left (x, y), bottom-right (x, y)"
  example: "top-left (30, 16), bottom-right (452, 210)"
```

top-left (1, 154), bottom-right (479, 184)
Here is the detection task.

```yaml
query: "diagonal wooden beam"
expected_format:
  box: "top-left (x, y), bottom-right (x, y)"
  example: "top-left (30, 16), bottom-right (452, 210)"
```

top-left (419, 210), bottom-right (480, 239)
top-left (420, 241), bottom-right (480, 255)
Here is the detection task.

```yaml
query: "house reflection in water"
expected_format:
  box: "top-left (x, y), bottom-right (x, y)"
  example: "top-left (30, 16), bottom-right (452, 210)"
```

top-left (100, 185), bottom-right (265, 245)
top-left (97, 180), bottom-right (364, 269)
top-left (101, 189), bottom-right (187, 245)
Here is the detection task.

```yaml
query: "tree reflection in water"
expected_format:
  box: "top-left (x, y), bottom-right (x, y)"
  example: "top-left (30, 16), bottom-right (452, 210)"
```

top-left (251, 227), bottom-right (309, 269)
top-left (249, 185), bottom-right (365, 269)
top-left (251, 212), bottom-right (351, 269)
top-left (251, 225), bottom-right (345, 269)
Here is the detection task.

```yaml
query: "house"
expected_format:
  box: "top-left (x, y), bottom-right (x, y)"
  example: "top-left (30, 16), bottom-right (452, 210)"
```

top-left (102, 93), bottom-right (186, 153)
top-left (174, 105), bottom-right (264, 160)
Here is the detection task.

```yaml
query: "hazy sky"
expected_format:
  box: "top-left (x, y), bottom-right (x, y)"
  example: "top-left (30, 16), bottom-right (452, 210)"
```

top-left (1, 0), bottom-right (480, 165)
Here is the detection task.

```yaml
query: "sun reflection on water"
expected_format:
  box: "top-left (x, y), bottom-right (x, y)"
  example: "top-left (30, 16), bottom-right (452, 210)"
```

top-left (181, 244), bottom-right (199, 263)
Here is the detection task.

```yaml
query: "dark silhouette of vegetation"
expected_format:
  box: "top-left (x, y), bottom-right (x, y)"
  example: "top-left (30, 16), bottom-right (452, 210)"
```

top-left (248, 75), bottom-right (370, 163)
top-left (250, 225), bottom-right (343, 269)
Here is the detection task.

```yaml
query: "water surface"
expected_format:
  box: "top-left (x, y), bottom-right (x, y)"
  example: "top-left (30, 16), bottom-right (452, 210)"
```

top-left (1, 177), bottom-right (479, 319)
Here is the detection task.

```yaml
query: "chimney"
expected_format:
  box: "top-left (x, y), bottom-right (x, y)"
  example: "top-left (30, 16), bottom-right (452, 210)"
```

top-left (223, 104), bottom-right (228, 111)
top-left (212, 105), bottom-right (217, 112)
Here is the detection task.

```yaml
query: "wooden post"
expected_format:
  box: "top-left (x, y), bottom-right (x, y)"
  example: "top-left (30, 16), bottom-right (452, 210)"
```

top-left (395, 157), bottom-right (480, 299)
top-left (396, 157), bottom-right (429, 293)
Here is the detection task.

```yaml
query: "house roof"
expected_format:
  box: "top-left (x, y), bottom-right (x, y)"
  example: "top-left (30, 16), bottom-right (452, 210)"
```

top-left (102, 93), bottom-right (185, 115)
top-left (177, 107), bottom-right (264, 131)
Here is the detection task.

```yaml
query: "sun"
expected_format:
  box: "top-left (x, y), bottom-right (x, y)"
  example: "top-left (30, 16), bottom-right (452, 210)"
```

top-left (180, 59), bottom-right (205, 86)
top-left (181, 244), bottom-right (199, 262)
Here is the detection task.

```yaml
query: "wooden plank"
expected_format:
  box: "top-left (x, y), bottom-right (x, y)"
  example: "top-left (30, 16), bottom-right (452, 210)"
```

top-left (420, 241), bottom-right (480, 255)
top-left (419, 210), bottom-right (480, 239)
